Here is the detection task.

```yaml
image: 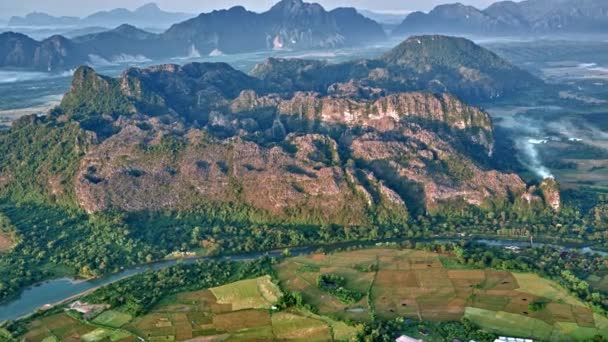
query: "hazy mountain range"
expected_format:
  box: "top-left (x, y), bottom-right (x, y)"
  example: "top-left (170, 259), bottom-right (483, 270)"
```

top-left (7, 3), bottom-right (194, 29)
top-left (0, 0), bottom-right (386, 71)
top-left (393, 0), bottom-right (608, 36)
top-left (1, 0), bottom-right (606, 72)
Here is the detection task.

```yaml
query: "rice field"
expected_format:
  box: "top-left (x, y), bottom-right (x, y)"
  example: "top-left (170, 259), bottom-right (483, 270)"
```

top-left (17, 249), bottom-right (608, 341)
top-left (19, 312), bottom-right (133, 342)
top-left (91, 310), bottom-right (133, 328)
top-left (275, 248), bottom-right (608, 340)
top-left (121, 275), bottom-right (359, 341)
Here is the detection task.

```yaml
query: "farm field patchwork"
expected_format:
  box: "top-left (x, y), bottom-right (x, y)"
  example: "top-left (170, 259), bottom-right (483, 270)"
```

top-left (14, 248), bottom-right (608, 341)
top-left (19, 312), bottom-right (133, 342)
top-left (18, 275), bottom-right (360, 341)
top-left (275, 248), bottom-right (608, 340)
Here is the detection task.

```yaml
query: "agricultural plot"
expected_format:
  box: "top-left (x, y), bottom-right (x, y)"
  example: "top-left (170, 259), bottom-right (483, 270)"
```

top-left (92, 310), bottom-right (133, 328)
top-left (123, 275), bottom-right (359, 341)
top-left (275, 248), bottom-right (608, 340)
top-left (209, 275), bottom-right (281, 310)
top-left (20, 312), bottom-right (133, 342)
top-left (18, 275), bottom-right (358, 341)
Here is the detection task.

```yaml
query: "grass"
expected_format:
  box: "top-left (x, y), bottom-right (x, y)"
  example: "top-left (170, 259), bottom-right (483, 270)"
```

top-left (92, 310), bottom-right (133, 328)
top-left (271, 311), bottom-right (331, 341)
top-left (80, 327), bottom-right (132, 342)
top-left (439, 257), bottom-right (477, 270)
top-left (512, 273), bottom-right (584, 306)
top-left (465, 307), bottom-right (555, 340)
top-left (210, 275), bottom-right (281, 310)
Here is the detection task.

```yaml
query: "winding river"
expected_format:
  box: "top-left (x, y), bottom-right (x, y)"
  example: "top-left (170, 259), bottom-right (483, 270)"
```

top-left (0, 238), bottom-right (605, 322)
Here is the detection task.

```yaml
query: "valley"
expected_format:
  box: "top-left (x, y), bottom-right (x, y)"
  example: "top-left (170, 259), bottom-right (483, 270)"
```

top-left (0, 0), bottom-right (607, 340)
top-left (5, 245), bottom-right (608, 341)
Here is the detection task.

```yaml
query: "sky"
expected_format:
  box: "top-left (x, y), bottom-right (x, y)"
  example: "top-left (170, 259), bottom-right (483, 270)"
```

top-left (1, 0), bottom-right (501, 18)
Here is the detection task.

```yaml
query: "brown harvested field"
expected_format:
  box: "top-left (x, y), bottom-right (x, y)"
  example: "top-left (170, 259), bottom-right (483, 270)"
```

top-left (469, 293), bottom-right (510, 311)
top-left (375, 270), bottom-right (419, 287)
top-left (572, 305), bottom-right (596, 327)
top-left (448, 269), bottom-right (485, 280)
top-left (212, 309), bottom-right (271, 331)
top-left (481, 270), bottom-right (519, 290)
top-left (22, 325), bottom-right (52, 342)
top-left (187, 312), bottom-right (213, 328)
top-left (415, 269), bottom-right (452, 288)
top-left (544, 303), bottom-right (574, 323)
top-left (129, 313), bottom-right (175, 337)
top-left (43, 313), bottom-right (93, 339)
top-left (172, 313), bottom-right (192, 341)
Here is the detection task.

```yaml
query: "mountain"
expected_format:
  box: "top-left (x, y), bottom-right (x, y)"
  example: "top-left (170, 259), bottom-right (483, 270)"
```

top-left (163, 0), bottom-right (386, 55)
top-left (252, 35), bottom-right (544, 103)
top-left (0, 60), bottom-right (540, 223)
top-left (0, 0), bottom-right (386, 70)
top-left (82, 3), bottom-right (194, 29)
top-left (0, 32), bottom-right (85, 71)
top-left (7, 3), bottom-right (193, 30)
top-left (357, 9), bottom-right (408, 25)
top-left (0, 36), bottom-right (552, 220)
top-left (393, 0), bottom-right (608, 36)
top-left (8, 12), bottom-right (80, 27)
top-left (71, 24), bottom-right (163, 62)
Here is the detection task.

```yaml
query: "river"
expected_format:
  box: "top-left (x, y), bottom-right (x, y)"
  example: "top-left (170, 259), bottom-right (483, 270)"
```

top-left (0, 238), bottom-right (606, 322)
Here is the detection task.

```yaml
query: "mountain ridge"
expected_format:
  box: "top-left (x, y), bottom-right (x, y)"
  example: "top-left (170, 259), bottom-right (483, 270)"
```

top-left (1, 0), bottom-right (387, 71)
top-left (393, 0), bottom-right (608, 36)
top-left (8, 2), bottom-right (194, 29)
top-left (26, 62), bottom-right (531, 218)
top-left (0, 37), bottom-right (551, 218)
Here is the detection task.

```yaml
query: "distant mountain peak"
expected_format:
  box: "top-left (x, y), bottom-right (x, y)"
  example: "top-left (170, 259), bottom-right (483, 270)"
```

top-left (394, 0), bottom-right (608, 36)
top-left (268, 0), bottom-right (324, 16)
top-left (136, 3), bottom-right (162, 12)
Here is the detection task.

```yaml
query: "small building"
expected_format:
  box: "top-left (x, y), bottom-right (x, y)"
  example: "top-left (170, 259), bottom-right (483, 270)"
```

top-left (396, 335), bottom-right (423, 342)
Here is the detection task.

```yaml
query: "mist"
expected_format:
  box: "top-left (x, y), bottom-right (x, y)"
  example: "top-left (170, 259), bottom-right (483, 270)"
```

top-left (493, 109), bottom-right (608, 181)
top-left (1, 0), bottom-right (501, 18)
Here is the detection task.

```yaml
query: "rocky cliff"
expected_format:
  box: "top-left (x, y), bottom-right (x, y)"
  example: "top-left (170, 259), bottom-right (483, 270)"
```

top-left (32, 62), bottom-right (530, 221)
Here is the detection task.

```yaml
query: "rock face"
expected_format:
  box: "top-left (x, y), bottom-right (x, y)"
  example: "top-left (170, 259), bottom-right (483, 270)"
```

top-left (393, 0), bottom-right (608, 36)
top-left (539, 178), bottom-right (561, 211)
top-left (45, 62), bottom-right (531, 221)
top-left (231, 91), bottom-right (495, 153)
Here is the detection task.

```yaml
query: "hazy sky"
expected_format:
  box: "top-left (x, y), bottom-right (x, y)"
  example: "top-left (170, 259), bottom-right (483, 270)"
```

top-left (1, 0), bottom-right (501, 18)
